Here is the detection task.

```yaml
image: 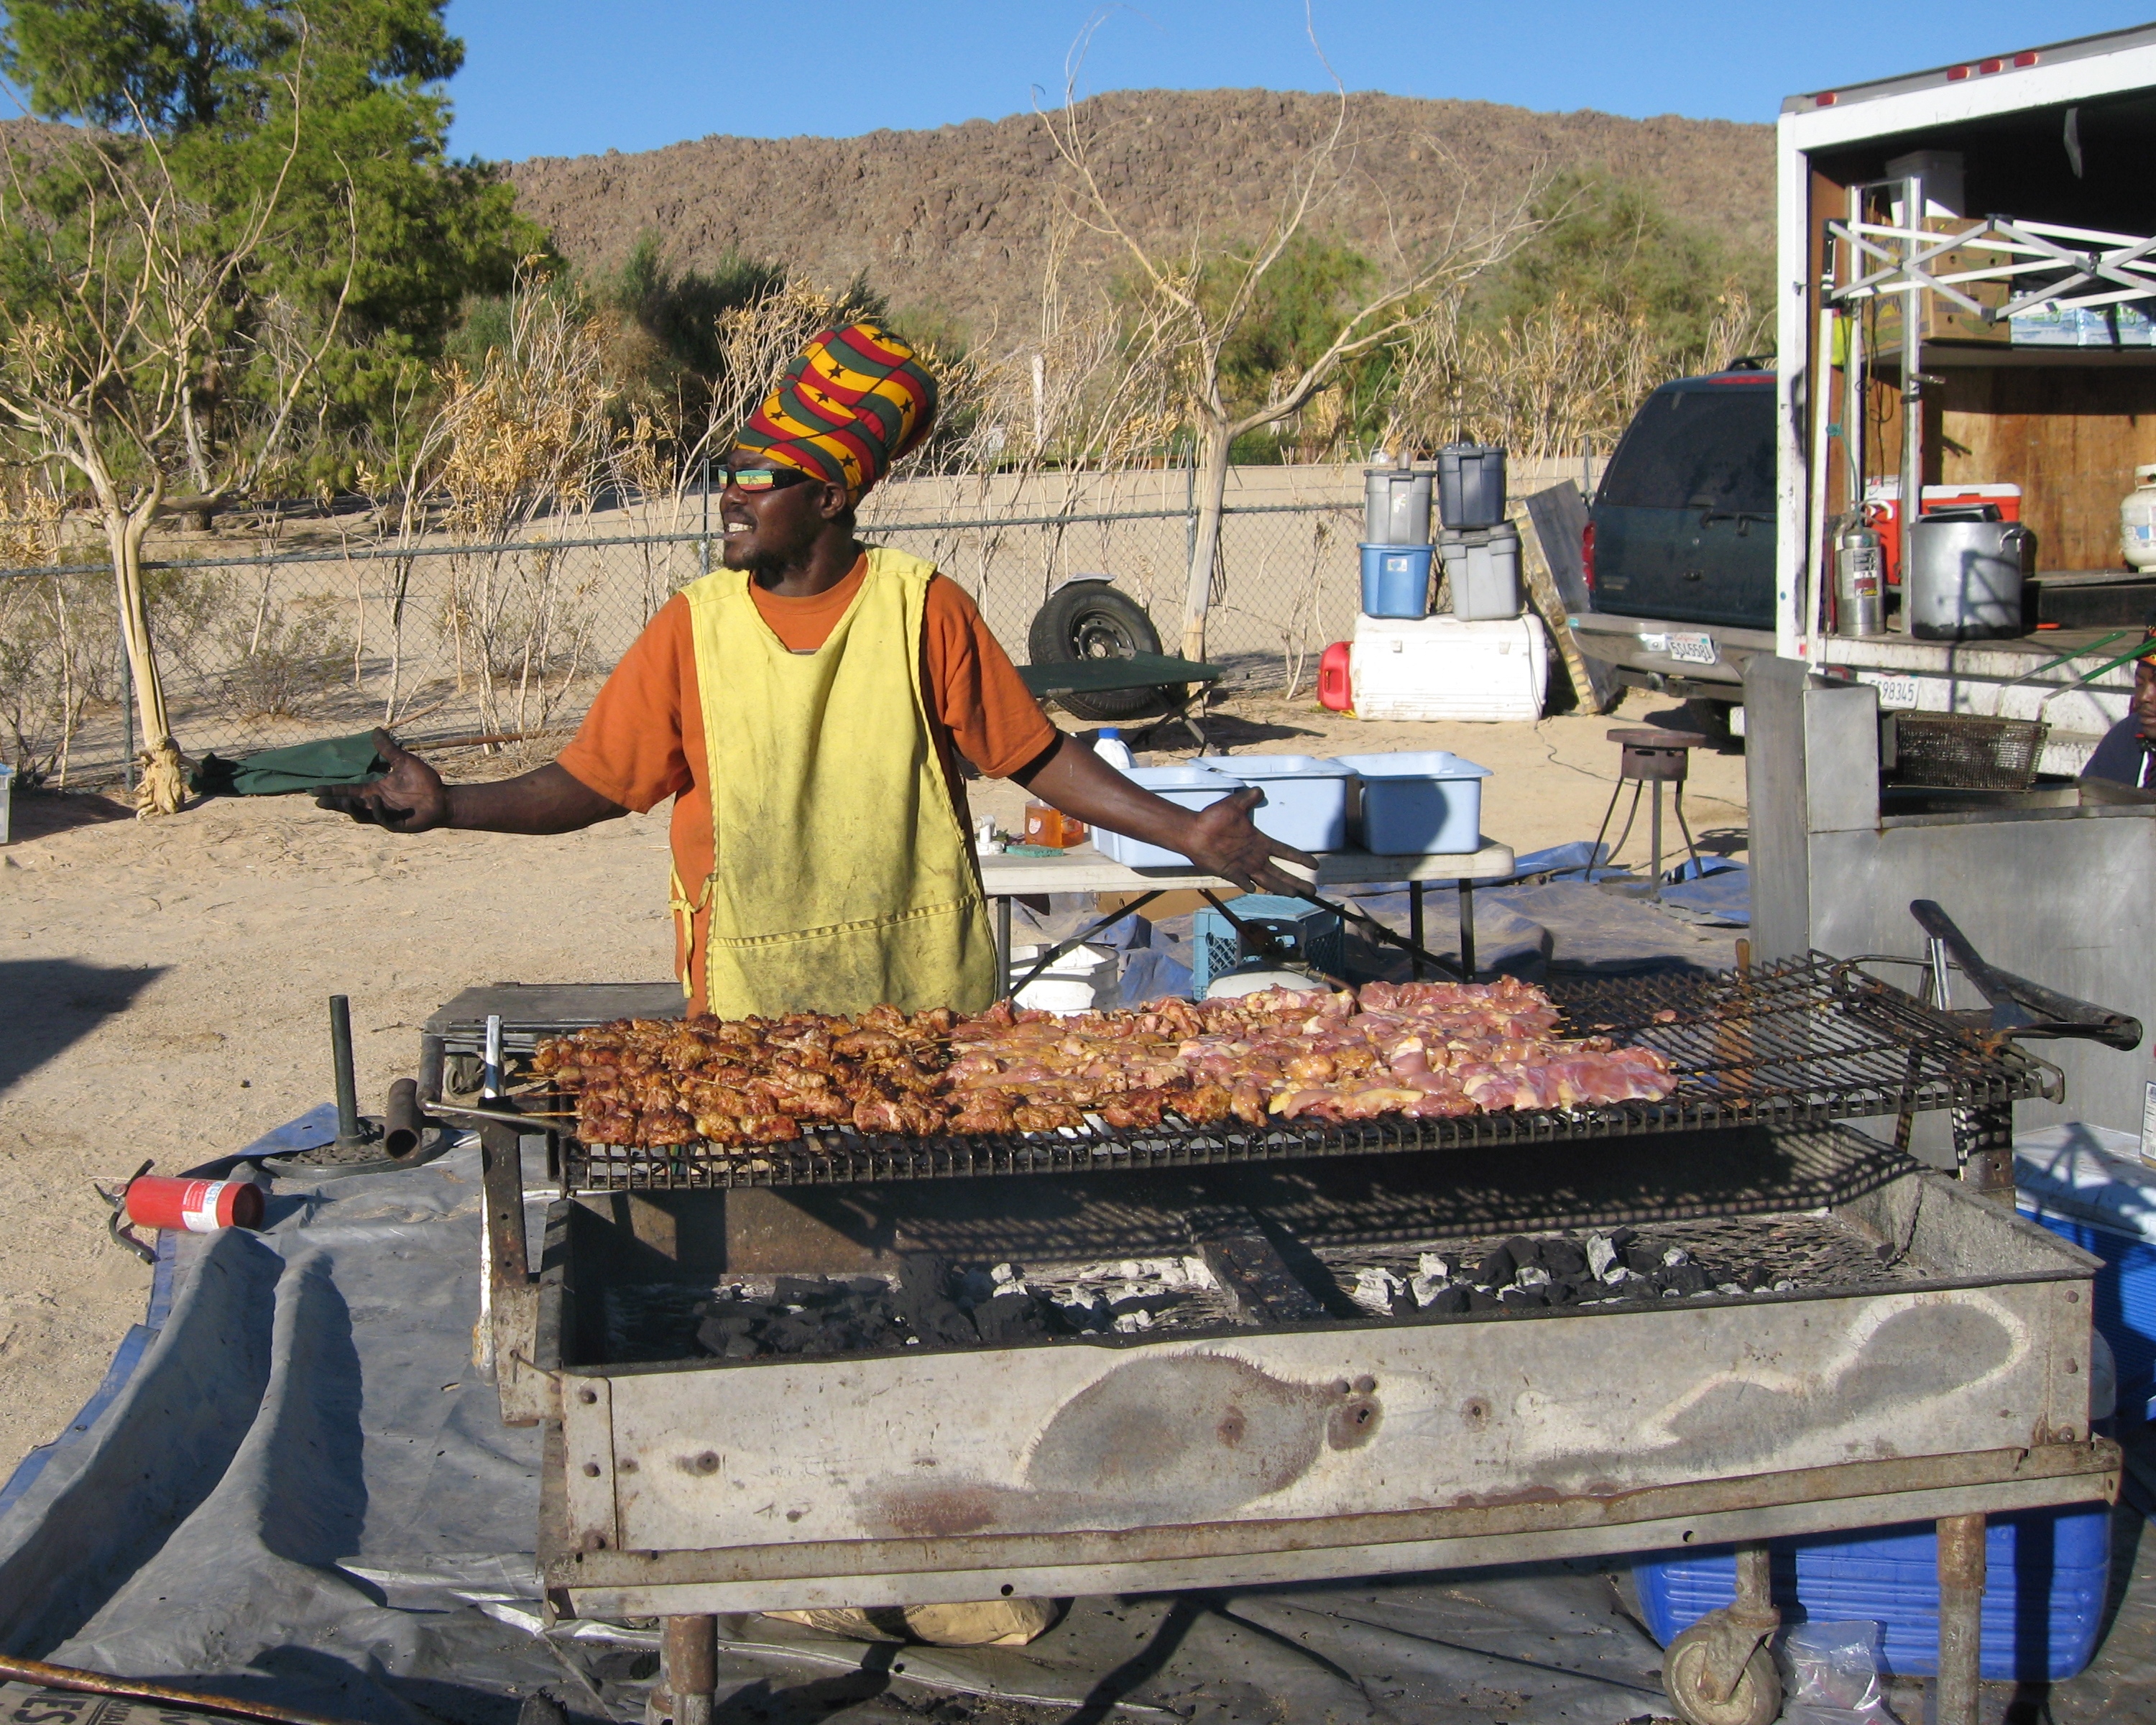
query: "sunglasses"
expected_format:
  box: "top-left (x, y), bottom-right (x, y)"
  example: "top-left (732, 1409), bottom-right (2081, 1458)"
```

top-left (722, 464), bottom-right (817, 494)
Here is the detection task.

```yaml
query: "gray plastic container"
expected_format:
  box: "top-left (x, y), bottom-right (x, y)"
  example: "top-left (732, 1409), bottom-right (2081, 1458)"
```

top-left (1437, 443), bottom-right (1508, 529)
top-left (1363, 466), bottom-right (1433, 546)
top-left (1437, 523), bottom-right (1524, 620)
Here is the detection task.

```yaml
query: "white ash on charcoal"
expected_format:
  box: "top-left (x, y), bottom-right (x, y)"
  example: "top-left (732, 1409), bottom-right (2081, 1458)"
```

top-left (1327, 1213), bottom-right (1914, 1320)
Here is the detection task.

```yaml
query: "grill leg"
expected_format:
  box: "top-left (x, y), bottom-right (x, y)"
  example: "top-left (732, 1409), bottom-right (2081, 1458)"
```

top-left (1953, 1103), bottom-right (2015, 1204)
top-left (1936, 1513), bottom-right (1986, 1725)
top-left (1649, 781), bottom-right (1665, 900)
top-left (994, 895), bottom-right (1013, 1000)
top-left (661, 1613), bottom-right (717, 1725)
top-left (1409, 882), bottom-right (1425, 980)
top-left (1458, 878), bottom-right (1476, 979)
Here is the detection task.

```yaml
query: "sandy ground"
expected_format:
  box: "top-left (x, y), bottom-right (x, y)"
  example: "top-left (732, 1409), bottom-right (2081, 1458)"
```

top-left (0, 686), bottom-right (1746, 1476)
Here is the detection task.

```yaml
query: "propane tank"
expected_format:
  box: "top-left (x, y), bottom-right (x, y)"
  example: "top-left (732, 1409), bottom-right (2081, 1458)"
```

top-left (2123, 464), bottom-right (2156, 571)
top-left (1835, 521), bottom-right (1886, 637)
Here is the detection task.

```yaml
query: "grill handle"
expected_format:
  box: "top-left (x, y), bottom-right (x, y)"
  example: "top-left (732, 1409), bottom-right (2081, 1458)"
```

top-left (1909, 900), bottom-right (2143, 1051)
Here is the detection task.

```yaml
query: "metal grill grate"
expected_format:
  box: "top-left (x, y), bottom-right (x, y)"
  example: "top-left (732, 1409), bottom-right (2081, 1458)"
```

top-left (427, 954), bottom-right (2060, 1192)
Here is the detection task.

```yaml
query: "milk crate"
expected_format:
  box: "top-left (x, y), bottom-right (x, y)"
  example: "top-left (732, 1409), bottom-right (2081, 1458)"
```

top-left (1192, 896), bottom-right (1344, 994)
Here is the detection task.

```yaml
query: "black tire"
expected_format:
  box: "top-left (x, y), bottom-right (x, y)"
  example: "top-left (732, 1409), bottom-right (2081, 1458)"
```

top-left (1027, 580), bottom-right (1171, 722)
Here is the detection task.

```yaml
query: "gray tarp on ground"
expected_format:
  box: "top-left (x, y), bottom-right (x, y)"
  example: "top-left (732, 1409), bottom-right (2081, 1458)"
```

top-left (4, 1136), bottom-right (2156, 1724)
top-left (0, 1139), bottom-right (1693, 1725)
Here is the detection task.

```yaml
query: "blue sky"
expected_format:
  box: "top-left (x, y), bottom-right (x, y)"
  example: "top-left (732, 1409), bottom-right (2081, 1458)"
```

top-left (441, 1), bottom-right (2155, 162)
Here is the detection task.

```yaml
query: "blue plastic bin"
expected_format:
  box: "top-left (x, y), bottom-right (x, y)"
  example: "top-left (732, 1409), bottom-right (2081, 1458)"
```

top-left (1359, 543), bottom-right (1433, 617)
top-left (1093, 764), bottom-right (1242, 868)
top-left (1331, 751), bottom-right (1491, 855)
top-left (2017, 1123), bottom-right (2156, 1421)
top-left (1633, 1505), bottom-right (2113, 1682)
top-left (1194, 754), bottom-right (1350, 851)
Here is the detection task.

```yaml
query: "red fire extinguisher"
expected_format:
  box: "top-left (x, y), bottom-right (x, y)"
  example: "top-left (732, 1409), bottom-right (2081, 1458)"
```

top-left (100, 1159), bottom-right (265, 1261)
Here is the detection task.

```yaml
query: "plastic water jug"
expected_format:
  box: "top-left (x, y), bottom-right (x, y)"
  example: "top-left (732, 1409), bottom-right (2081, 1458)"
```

top-left (2124, 465), bottom-right (2156, 571)
top-left (1092, 727), bottom-right (1135, 770)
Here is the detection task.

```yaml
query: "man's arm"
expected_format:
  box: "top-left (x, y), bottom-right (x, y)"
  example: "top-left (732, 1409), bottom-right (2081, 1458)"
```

top-left (315, 730), bottom-right (626, 834)
top-left (1013, 735), bottom-right (1316, 898)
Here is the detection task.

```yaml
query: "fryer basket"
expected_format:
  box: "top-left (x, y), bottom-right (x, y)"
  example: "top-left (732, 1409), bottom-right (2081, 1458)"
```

top-left (1886, 712), bottom-right (2048, 791)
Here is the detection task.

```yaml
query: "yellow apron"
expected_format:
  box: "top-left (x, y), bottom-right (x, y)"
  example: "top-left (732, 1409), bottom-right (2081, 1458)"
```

top-left (668, 546), bottom-right (998, 1018)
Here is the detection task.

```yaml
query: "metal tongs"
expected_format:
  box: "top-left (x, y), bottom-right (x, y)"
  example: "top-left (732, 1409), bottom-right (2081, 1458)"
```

top-left (1907, 899), bottom-right (2142, 1050)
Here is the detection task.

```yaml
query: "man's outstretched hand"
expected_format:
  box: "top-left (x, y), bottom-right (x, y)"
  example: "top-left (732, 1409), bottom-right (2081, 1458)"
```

top-left (315, 730), bottom-right (450, 831)
top-left (313, 731), bottom-right (626, 836)
top-left (1179, 785), bottom-right (1320, 899)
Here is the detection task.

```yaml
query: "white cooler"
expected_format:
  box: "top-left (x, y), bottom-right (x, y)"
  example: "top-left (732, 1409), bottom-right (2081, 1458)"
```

top-left (1349, 611), bottom-right (1547, 722)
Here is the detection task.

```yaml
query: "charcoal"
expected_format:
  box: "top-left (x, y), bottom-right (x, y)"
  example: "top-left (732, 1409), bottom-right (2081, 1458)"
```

top-left (1472, 1245), bottom-right (1517, 1287)
top-left (1654, 1263), bottom-right (1710, 1296)
top-left (1388, 1284), bottom-right (1419, 1318)
top-left (721, 1333), bottom-right (760, 1360)
top-left (1607, 1226), bottom-right (1639, 1251)
top-left (760, 1313), bottom-right (820, 1352)
top-left (973, 1292), bottom-right (1050, 1343)
top-left (1466, 1288), bottom-right (1502, 1312)
top-left (773, 1276), bottom-right (840, 1306)
top-left (1498, 1286), bottom-right (1547, 1309)
top-left (1539, 1238), bottom-right (1588, 1279)
top-left (1422, 1285), bottom-right (1471, 1316)
top-left (1545, 1279), bottom-right (1580, 1307)
top-left (897, 1253), bottom-right (980, 1346)
top-left (1623, 1242), bottom-right (1665, 1275)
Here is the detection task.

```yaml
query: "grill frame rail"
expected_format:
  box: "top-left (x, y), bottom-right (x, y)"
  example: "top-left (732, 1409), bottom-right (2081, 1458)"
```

top-left (424, 953), bottom-right (2063, 1192)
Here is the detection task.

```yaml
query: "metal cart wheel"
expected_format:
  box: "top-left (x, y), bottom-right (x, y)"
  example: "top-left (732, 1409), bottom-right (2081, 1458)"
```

top-left (1663, 1622), bottom-right (1782, 1725)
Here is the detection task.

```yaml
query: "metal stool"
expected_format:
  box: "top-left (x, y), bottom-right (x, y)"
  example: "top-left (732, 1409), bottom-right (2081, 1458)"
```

top-left (1590, 728), bottom-right (1709, 901)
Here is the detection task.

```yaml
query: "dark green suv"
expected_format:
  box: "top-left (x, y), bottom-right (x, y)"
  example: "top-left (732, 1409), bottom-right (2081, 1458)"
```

top-left (1569, 365), bottom-right (1777, 712)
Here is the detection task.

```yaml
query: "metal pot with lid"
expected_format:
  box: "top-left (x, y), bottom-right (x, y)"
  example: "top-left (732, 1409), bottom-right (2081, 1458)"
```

top-left (1904, 505), bottom-right (2035, 640)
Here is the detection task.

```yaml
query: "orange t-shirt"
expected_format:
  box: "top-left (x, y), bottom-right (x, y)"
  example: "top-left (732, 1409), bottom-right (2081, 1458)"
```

top-left (556, 556), bottom-right (1059, 993)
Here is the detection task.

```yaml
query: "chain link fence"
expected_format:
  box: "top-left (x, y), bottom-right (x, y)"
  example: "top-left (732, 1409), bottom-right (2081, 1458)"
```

top-left (0, 476), bottom-right (1373, 791)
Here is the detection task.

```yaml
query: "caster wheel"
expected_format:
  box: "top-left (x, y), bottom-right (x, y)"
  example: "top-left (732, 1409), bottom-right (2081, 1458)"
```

top-left (1664, 1622), bottom-right (1782, 1725)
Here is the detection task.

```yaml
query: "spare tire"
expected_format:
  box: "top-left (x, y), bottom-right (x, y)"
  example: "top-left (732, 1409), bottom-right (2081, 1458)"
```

top-left (1026, 580), bottom-right (1171, 721)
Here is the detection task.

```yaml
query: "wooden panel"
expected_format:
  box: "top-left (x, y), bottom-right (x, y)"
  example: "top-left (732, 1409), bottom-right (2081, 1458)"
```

top-left (1939, 368), bottom-right (2156, 571)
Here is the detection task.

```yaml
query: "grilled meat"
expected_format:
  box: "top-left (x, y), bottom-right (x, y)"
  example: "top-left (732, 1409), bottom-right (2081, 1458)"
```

top-left (534, 978), bottom-right (1679, 1149)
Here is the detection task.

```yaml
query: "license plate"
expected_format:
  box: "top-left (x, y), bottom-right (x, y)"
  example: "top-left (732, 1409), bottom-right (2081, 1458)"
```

top-left (1859, 672), bottom-right (1920, 710)
top-left (1666, 631), bottom-right (1718, 666)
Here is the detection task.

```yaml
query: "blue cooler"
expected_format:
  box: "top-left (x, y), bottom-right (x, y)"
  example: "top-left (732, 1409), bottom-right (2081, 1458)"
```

top-left (1633, 1506), bottom-right (2112, 1682)
top-left (2017, 1121), bottom-right (2156, 1422)
top-left (1359, 543), bottom-right (1434, 617)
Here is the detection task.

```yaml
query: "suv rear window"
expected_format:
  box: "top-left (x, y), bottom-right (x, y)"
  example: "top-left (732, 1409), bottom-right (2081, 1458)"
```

top-left (1600, 387), bottom-right (1774, 512)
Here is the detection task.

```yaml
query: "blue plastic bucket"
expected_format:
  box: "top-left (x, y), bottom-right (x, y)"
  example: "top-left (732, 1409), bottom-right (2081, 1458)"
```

top-left (1358, 543), bottom-right (1433, 617)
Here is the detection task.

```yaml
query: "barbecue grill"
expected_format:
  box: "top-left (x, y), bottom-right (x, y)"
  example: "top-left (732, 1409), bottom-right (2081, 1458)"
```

top-left (413, 907), bottom-right (2140, 1725)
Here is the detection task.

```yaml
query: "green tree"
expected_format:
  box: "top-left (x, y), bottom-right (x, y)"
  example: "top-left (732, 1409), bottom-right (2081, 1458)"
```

top-left (2, 0), bottom-right (535, 489)
top-left (1472, 171), bottom-right (1771, 374)
top-left (0, 0), bottom-right (530, 809)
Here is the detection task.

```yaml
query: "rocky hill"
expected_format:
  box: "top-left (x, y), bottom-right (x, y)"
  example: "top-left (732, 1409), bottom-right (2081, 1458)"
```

top-left (508, 88), bottom-right (1773, 339)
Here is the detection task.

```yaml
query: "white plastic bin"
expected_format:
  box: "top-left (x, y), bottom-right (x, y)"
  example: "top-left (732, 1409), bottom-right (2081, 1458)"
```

top-left (1331, 751), bottom-right (1492, 855)
top-left (1095, 764), bottom-right (1243, 868)
top-left (1349, 611), bottom-right (1547, 722)
top-left (0, 762), bottom-right (11, 845)
top-left (1194, 754), bottom-right (1350, 851)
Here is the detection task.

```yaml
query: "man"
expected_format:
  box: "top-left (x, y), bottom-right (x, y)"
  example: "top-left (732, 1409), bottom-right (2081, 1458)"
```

top-left (319, 323), bottom-right (1311, 1015)
top-left (2079, 620), bottom-right (2156, 790)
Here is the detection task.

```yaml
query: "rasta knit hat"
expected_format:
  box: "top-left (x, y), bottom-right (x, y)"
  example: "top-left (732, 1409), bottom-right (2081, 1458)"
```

top-left (735, 322), bottom-right (938, 497)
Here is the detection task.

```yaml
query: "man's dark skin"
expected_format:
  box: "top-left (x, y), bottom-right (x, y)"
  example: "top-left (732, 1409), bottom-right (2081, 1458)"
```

top-left (317, 456), bottom-right (1317, 898)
